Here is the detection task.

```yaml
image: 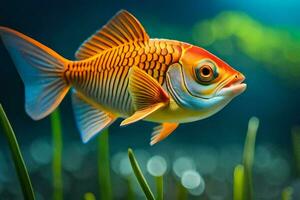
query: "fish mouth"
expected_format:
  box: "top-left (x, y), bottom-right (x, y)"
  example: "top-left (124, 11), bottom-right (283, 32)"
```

top-left (216, 73), bottom-right (247, 97)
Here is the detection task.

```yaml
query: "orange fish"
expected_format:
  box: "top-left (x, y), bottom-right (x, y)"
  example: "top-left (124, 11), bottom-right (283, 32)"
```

top-left (0, 10), bottom-right (246, 145)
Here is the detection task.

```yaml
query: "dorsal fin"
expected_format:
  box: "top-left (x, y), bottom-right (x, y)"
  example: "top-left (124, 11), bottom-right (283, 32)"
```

top-left (75, 10), bottom-right (150, 60)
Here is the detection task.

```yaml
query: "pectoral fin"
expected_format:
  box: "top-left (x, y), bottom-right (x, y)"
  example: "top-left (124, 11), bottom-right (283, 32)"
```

top-left (72, 90), bottom-right (116, 143)
top-left (120, 66), bottom-right (169, 126)
top-left (151, 123), bottom-right (179, 145)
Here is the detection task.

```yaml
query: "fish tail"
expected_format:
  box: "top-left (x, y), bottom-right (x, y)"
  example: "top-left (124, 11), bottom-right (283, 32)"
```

top-left (0, 27), bottom-right (70, 120)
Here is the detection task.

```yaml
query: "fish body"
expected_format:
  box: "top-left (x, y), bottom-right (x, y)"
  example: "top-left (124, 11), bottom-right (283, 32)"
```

top-left (0, 10), bottom-right (246, 145)
top-left (67, 39), bottom-right (183, 118)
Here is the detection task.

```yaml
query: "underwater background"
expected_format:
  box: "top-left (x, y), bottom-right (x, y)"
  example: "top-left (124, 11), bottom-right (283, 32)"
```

top-left (0, 0), bottom-right (300, 199)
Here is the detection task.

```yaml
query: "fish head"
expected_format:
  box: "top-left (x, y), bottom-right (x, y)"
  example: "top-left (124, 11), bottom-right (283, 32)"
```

top-left (166, 44), bottom-right (246, 120)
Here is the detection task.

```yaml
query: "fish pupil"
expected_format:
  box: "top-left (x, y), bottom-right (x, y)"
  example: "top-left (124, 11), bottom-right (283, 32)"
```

top-left (201, 66), bottom-right (211, 76)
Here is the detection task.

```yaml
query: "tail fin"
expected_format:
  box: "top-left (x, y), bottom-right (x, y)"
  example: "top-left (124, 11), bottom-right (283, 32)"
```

top-left (0, 27), bottom-right (70, 120)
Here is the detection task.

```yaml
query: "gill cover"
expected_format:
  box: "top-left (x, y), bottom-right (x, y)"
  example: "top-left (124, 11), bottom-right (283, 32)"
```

top-left (166, 63), bottom-right (224, 109)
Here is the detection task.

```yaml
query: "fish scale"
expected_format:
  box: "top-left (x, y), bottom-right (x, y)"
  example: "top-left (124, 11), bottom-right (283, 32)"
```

top-left (66, 39), bottom-right (182, 116)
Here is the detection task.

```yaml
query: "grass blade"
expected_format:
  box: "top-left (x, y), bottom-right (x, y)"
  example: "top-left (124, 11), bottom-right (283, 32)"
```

top-left (176, 180), bottom-right (187, 200)
top-left (242, 117), bottom-right (259, 200)
top-left (50, 109), bottom-right (63, 200)
top-left (233, 164), bottom-right (245, 200)
top-left (282, 186), bottom-right (293, 200)
top-left (128, 148), bottom-right (155, 200)
top-left (155, 176), bottom-right (163, 200)
top-left (98, 129), bottom-right (112, 200)
top-left (0, 104), bottom-right (35, 200)
top-left (126, 176), bottom-right (135, 200)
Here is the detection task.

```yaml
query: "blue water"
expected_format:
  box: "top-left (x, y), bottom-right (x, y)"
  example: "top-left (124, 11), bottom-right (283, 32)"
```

top-left (0, 0), bottom-right (299, 199)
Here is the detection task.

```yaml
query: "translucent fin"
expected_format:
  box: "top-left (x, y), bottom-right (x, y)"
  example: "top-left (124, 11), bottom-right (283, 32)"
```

top-left (150, 123), bottom-right (178, 145)
top-left (75, 10), bottom-right (149, 60)
top-left (71, 91), bottom-right (116, 143)
top-left (127, 66), bottom-right (169, 110)
top-left (0, 27), bottom-right (70, 120)
top-left (120, 66), bottom-right (169, 126)
top-left (120, 103), bottom-right (165, 126)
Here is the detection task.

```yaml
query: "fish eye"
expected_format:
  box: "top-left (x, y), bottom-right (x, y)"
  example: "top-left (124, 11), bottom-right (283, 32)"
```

top-left (194, 60), bottom-right (217, 83)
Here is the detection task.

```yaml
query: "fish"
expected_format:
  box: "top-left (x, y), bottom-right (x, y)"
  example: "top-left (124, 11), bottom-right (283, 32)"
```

top-left (0, 10), bottom-right (246, 145)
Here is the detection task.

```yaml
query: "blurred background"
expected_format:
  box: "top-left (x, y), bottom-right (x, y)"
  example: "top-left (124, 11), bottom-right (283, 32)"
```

top-left (0, 0), bottom-right (300, 199)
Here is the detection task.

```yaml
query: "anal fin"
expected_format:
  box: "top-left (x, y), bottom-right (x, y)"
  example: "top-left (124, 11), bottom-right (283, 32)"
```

top-left (151, 123), bottom-right (179, 145)
top-left (72, 91), bottom-right (116, 143)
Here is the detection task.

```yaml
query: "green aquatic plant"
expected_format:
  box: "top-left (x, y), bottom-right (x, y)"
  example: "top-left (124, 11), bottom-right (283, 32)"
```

top-left (233, 117), bottom-right (259, 200)
top-left (155, 175), bottom-right (163, 200)
top-left (242, 117), bottom-right (259, 199)
top-left (281, 186), bottom-right (293, 200)
top-left (50, 109), bottom-right (63, 200)
top-left (147, 155), bottom-right (167, 200)
top-left (84, 192), bottom-right (96, 200)
top-left (176, 180), bottom-right (188, 200)
top-left (126, 176), bottom-right (135, 200)
top-left (0, 104), bottom-right (35, 200)
top-left (233, 164), bottom-right (245, 200)
top-left (98, 129), bottom-right (112, 200)
top-left (128, 148), bottom-right (155, 200)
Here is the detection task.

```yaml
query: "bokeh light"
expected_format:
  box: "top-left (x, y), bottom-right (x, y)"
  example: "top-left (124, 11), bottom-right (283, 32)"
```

top-left (196, 146), bottom-right (218, 175)
top-left (147, 155), bottom-right (167, 176)
top-left (181, 170), bottom-right (202, 190)
top-left (29, 138), bottom-right (52, 165)
top-left (173, 157), bottom-right (196, 178)
top-left (119, 155), bottom-right (133, 177)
